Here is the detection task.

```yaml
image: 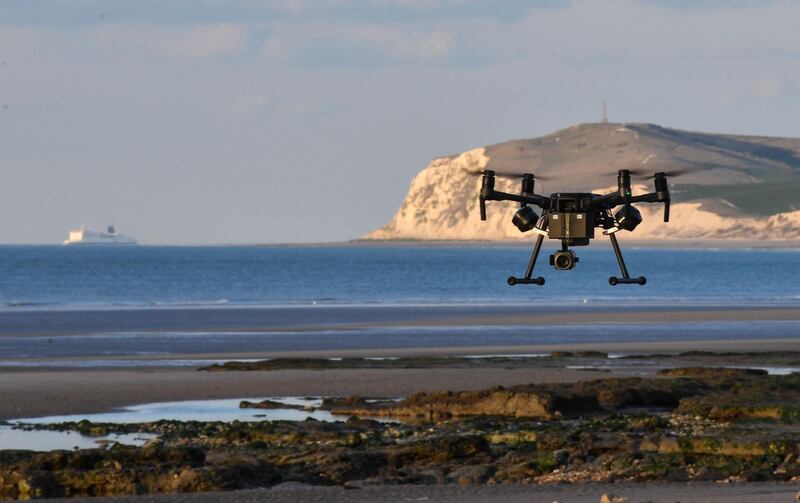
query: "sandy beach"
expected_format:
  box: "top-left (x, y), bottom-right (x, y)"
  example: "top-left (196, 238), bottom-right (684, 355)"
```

top-left (8, 345), bottom-right (800, 502)
top-left (0, 300), bottom-right (797, 427)
top-left (0, 367), bottom-right (618, 421)
top-left (3, 305), bottom-right (800, 369)
top-left (4, 307), bottom-right (800, 501)
top-left (1, 337), bottom-right (799, 421)
top-left (3, 304), bottom-right (800, 337)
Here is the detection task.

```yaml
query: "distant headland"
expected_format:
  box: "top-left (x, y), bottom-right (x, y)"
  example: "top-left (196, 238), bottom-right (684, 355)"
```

top-left (364, 123), bottom-right (800, 241)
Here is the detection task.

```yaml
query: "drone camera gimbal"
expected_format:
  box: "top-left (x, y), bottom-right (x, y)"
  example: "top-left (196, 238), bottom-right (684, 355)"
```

top-left (478, 168), bottom-right (672, 286)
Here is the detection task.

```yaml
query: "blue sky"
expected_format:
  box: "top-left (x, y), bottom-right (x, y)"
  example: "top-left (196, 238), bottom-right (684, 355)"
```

top-left (1, 0), bottom-right (798, 244)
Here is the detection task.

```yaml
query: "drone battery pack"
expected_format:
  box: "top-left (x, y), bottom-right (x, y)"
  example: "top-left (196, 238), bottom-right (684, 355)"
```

top-left (548, 212), bottom-right (593, 240)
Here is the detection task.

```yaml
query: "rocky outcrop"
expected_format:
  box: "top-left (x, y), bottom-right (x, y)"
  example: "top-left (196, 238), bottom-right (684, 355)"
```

top-left (6, 371), bottom-right (800, 498)
top-left (239, 399), bottom-right (308, 410)
top-left (328, 389), bottom-right (557, 421)
top-left (7, 372), bottom-right (800, 498)
top-left (365, 122), bottom-right (800, 240)
top-left (325, 376), bottom-right (712, 420)
top-left (657, 367), bottom-right (768, 378)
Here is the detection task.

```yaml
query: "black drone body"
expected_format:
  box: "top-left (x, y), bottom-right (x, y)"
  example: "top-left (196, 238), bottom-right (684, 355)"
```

top-left (478, 169), bottom-right (672, 286)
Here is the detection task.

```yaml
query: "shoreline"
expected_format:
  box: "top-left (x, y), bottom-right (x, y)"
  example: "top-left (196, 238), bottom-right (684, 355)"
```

top-left (0, 367), bottom-right (619, 421)
top-left (2, 337), bottom-right (800, 421)
top-left (3, 304), bottom-right (800, 337)
top-left (5, 336), bottom-right (800, 364)
top-left (352, 238), bottom-right (800, 249)
top-left (7, 358), bottom-right (800, 501)
top-left (6, 341), bottom-right (800, 501)
top-left (2, 305), bottom-right (800, 363)
top-left (8, 239), bottom-right (800, 249)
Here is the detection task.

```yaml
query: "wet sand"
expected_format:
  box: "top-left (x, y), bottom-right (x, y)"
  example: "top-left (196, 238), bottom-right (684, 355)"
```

top-left (3, 305), bottom-right (800, 363)
top-left (3, 337), bottom-right (800, 421)
top-left (0, 367), bottom-right (617, 421)
top-left (3, 304), bottom-right (800, 337)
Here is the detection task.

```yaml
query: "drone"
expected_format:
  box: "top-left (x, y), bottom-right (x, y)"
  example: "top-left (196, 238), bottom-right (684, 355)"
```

top-left (478, 168), bottom-right (678, 286)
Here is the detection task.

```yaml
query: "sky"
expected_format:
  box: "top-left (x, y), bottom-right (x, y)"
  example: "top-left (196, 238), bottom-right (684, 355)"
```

top-left (1, 0), bottom-right (799, 244)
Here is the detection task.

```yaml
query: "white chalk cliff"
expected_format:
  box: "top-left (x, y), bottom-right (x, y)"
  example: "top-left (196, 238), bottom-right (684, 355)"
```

top-left (364, 123), bottom-right (800, 240)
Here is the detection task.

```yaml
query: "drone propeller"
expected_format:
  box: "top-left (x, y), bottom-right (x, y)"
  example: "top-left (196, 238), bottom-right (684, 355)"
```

top-left (605, 168), bottom-right (691, 179)
top-left (635, 168), bottom-right (692, 180)
top-left (468, 169), bottom-right (555, 181)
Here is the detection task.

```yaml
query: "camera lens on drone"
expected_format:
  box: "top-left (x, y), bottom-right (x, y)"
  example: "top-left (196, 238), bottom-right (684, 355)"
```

top-left (555, 254), bottom-right (572, 269)
top-left (550, 250), bottom-right (578, 271)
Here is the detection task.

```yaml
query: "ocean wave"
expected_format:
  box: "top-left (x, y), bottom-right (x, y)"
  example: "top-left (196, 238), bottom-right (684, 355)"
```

top-left (4, 301), bottom-right (58, 308)
top-left (148, 299), bottom-right (230, 307)
top-left (0, 359), bottom-right (231, 368)
top-left (3, 296), bottom-right (800, 312)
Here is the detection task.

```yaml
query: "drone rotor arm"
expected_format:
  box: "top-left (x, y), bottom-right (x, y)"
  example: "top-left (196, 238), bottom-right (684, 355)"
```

top-left (627, 191), bottom-right (671, 222)
top-left (480, 188), bottom-right (551, 209)
top-left (628, 192), bottom-right (659, 204)
top-left (627, 173), bottom-right (671, 220)
top-left (526, 194), bottom-right (553, 209)
top-left (588, 193), bottom-right (625, 211)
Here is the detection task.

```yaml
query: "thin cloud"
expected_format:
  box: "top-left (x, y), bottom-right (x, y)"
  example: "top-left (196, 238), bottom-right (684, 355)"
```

top-left (0, 23), bottom-right (249, 62)
top-left (261, 22), bottom-right (455, 64)
top-left (754, 78), bottom-right (783, 99)
top-left (152, 23), bottom-right (248, 59)
top-left (359, 25), bottom-right (454, 62)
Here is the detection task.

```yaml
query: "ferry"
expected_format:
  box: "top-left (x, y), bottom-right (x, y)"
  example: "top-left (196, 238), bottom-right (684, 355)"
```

top-left (63, 226), bottom-right (138, 246)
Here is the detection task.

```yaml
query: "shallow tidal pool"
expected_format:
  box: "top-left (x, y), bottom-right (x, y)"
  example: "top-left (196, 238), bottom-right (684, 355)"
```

top-left (0, 427), bottom-right (154, 451)
top-left (13, 397), bottom-right (338, 425)
top-left (1, 396), bottom-right (398, 452)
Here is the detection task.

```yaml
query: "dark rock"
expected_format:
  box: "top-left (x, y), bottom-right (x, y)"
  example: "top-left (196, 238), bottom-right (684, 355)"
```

top-left (658, 367), bottom-right (768, 377)
top-left (447, 464), bottom-right (493, 485)
top-left (239, 399), bottom-right (306, 410)
top-left (493, 461), bottom-right (538, 482)
top-left (550, 351), bottom-right (609, 359)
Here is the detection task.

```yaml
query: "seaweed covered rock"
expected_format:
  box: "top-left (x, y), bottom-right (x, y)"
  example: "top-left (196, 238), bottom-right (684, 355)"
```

top-left (239, 399), bottom-right (308, 410)
top-left (674, 373), bottom-right (800, 423)
top-left (657, 367), bottom-right (768, 377)
top-left (328, 377), bottom-right (712, 420)
top-left (0, 445), bottom-right (238, 499)
top-left (6, 369), bottom-right (800, 499)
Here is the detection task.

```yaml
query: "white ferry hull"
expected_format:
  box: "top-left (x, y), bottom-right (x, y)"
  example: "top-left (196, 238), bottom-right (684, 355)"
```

top-left (63, 226), bottom-right (138, 246)
top-left (63, 240), bottom-right (137, 245)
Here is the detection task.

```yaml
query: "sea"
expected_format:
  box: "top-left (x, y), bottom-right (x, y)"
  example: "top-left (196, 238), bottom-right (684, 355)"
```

top-left (2, 244), bottom-right (800, 309)
top-left (1, 244), bottom-right (800, 365)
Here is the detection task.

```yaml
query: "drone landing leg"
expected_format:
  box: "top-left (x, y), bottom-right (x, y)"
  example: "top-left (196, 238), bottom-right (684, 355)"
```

top-left (508, 234), bottom-right (545, 286)
top-left (608, 233), bottom-right (646, 286)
